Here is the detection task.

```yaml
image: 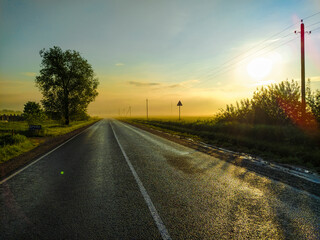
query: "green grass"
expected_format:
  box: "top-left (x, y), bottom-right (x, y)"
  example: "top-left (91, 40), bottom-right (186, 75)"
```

top-left (122, 117), bottom-right (320, 173)
top-left (0, 118), bottom-right (100, 163)
top-left (0, 118), bottom-right (99, 136)
top-left (0, 137), bottom-right (36, 163)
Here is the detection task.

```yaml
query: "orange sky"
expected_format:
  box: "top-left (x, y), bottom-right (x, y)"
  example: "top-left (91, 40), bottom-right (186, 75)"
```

top-left (1, 1), bottom-right (320, 117)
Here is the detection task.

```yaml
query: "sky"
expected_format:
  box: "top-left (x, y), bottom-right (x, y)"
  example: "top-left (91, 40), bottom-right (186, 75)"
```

top-left (1, 0), bottom-right (320, 117)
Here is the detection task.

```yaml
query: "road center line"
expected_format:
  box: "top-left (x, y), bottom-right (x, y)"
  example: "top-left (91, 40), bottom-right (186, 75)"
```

top-left (110, 122), bottom-right (172, 240)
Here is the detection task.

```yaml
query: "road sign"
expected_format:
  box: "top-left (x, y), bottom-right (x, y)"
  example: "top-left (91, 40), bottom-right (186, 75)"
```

top-left (177, 100), bottom-right (183, 120)
top-left (29, 125), bottom-right (42, 130)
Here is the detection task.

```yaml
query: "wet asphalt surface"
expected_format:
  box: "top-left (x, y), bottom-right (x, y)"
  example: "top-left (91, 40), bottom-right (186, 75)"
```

top-left (1, 119), bottom-right (320, 239)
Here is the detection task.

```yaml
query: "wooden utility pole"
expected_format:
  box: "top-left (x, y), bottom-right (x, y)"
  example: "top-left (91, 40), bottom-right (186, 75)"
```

top-left (146, 99), bottom-right (149, 120)
top-left (295, 20), bottom-right (311, 120)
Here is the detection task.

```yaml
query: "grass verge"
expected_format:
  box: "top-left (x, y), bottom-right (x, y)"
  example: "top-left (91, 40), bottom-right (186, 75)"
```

top-left (121, 118), bottom-right (320, 173)
top-left (0, 118), bottom-right (100, 163)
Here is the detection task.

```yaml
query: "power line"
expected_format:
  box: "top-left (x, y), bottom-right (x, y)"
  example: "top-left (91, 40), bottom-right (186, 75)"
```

top-left (173, 12), bottom-right (320, 93)
top-left (198, 11), bottom-right (320, 79)
top-left (310, 26), bottom-right (320, 33)
top-left (306, 20), bottom-right (320, 28)
top-left (197, 33), bottom-right (298, 82)
top-left (302, 11), bottom-right (320, 21)
top-left (196, 22), bottom-right (300, 79)
top-left (195, 36), bottom-right (299, 88)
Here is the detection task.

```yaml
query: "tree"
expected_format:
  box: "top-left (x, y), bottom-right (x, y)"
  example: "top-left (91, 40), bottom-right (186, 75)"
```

top-left (35, 46), bottom-right (99, 125)
top-left (23, 101), bottom-right (45, 124)
top-left (216, 80), bottom-right (316, 127)
top-left (307, 79), bottom-right (320, 124)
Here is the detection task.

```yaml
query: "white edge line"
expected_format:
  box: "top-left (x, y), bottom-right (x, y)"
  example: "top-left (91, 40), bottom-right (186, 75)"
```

top-left (0, 120), bottom-right (101, 185)
top-left (110, 121), bottom-right (172, 240)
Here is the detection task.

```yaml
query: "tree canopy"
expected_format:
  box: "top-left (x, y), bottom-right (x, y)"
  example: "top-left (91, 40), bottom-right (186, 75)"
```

top-left (23, 101), bottom-right (45, 124)
top-left (217, 80), bottom-right (318, 128)
top-left (35, 46), bottom-right (99, 124)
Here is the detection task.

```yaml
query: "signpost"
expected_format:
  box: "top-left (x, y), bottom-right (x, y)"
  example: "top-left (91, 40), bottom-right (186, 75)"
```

top-left (29, 125), bottom-right (42, 136)
top-left (29, 125), bottom-right (42, 130)
top-left (177, 100), bottom-right (183, 120)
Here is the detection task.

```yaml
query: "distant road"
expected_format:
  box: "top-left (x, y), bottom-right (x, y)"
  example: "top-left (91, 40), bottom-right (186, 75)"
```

top-left (1, 119), bottom-right (319, 239)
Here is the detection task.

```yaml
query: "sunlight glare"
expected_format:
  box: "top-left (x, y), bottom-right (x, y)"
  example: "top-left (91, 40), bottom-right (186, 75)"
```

top-left (247, 57), bottom-right (273, 80)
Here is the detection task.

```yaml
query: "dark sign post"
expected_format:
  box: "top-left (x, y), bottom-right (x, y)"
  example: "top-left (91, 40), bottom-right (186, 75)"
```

top-left (29, 125), bottom-right (42, 131)
top-left (177, 100), bottom-right (183, 120)
top-left (29, 125), bottom-right (42, 136)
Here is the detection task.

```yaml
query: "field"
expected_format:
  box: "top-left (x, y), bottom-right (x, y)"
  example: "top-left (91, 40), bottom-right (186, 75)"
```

top-left (122, 117), bottom-right (320, 173)
top-left (0, 118), bottom-right (99, 163)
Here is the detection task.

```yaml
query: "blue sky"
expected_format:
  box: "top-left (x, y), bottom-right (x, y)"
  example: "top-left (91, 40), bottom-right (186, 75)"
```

top-left (1, 0), bottom-right (320, 116)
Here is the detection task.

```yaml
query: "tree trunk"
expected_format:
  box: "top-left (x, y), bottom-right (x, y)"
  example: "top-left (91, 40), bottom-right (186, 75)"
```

top-left (65, 116), bottom-right (69, 125)
top-left (64, 93), bottom-right (70, 125)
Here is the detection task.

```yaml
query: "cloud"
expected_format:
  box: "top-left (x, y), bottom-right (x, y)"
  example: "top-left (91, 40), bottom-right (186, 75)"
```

top-left (168, 79), bottom-right (200, 88)
top-left (128, 81), bottom-right (161, 87)
top-left (115, 63), bottom-right (124, 67)
top-left (21, 72), bottom-right (37, 77)
top-left (127, 79), bottom-right (200, 89)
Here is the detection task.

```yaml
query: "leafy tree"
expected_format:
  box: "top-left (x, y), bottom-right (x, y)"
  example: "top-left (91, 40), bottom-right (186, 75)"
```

top-left (217, 80), bottom-right (317, 127)
top-left (23, 101), bottom-right (45, 124)
top-left (35, 46), bottom-right (99, 125)
top-left (251, 80), bottom-right (301, 125)
top-left (307, 79), bottom-right (320, 124)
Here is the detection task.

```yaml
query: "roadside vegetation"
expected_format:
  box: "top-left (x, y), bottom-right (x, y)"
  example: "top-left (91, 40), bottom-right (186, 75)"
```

top-left (0, 118), bottom-right (99, 163)
top-left (123, 80), bottom-right (320, 173)
top-left (0, 46), bottom-right (100, 164)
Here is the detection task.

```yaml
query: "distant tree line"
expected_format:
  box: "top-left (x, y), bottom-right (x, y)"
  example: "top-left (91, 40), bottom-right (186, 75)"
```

top-left (0, 114), bottom-right (24, 121)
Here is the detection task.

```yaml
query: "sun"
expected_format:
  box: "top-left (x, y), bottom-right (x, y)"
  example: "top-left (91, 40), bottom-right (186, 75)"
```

top-left (247, 57), bottom-right (273, 80)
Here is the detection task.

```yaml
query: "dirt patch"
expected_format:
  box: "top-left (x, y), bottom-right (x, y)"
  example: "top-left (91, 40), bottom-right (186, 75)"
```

top-left (0, 120), bottom-right (100, 179)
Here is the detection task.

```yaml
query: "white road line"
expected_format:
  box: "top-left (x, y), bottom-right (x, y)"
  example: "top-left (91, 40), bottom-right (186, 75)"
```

top-left (115, 120), bottom-right (189, 155)
top-left (110, 122), bottom-right (172, 240)
top-left (0, 121), bottom-right (100, 185)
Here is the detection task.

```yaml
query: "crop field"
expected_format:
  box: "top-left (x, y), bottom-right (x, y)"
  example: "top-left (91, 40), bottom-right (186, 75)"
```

top-left (122, 117), bottom-right (320, 173)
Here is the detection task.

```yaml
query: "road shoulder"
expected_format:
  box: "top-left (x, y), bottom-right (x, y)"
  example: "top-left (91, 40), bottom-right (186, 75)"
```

top-left (0, 120), bottom-right (101, 179)
top-left (119, 119), bottom-right (320, 197)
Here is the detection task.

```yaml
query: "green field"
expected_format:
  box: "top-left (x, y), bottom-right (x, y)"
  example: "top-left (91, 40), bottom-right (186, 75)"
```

top-left (122, 117), bottom-right (320, 173)
top-left (0, 118), bottom-right (100, 163)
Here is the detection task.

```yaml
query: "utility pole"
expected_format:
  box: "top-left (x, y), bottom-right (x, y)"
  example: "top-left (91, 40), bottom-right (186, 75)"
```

top-left (146, 99), bottom-right (149, 120)
top-left (295, 19), bottom-right (311, 120)
top-left (129, 106), bottom-right (131, 117)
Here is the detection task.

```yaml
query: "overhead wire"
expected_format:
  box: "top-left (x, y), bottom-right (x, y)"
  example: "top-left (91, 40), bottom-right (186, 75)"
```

top-left (302, 11), bottom-right (320, 21)
top-left (306, 20), bottom-right (320, 28)
top-left (204, 36), bottom-right (299, 82)
top-left (202, 32), bottom-right (296, 79)
top-left (310, 26), bottom-right (320, 33)
top-left (174, 11), bottom-right (320, 93)
top-left (191, 32), bottom-right (299, 89)
top-left (193, 22), bottom-right (300, 81)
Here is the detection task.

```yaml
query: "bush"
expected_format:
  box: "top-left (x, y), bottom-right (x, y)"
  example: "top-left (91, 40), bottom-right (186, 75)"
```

top-left (217, 80), bottom-right (318, 127)
top-left (0, 134), bottom-right (27, 146)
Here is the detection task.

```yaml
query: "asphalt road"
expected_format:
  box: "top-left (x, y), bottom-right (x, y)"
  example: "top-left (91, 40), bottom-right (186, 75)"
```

top-left (1, 119), bottom-right (320, 239)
